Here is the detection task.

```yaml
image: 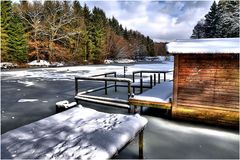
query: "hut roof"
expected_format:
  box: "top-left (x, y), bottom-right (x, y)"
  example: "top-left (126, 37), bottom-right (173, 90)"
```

top-left (166, 38), bottom-right (240, 54)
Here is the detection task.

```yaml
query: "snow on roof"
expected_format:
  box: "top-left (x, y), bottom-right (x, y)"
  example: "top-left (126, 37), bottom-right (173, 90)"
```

top-left (166, 38), bottom-right (240, 54)
top-left (1, 106), bottom-right (147, 159)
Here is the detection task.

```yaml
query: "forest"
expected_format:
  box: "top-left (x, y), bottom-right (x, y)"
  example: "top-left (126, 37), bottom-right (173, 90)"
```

top-left (1, 1), bottom-right (156, 65)
top-left (1, 0), bottom-right (239, 65)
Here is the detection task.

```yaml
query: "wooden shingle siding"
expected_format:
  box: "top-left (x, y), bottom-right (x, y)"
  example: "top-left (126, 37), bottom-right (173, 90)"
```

top-left (172, 54), bottom-right (239, 126)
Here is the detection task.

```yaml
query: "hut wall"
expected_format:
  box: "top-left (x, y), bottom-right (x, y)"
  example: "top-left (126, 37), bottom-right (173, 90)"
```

top-left (172, 54), bottom-right (239, 126)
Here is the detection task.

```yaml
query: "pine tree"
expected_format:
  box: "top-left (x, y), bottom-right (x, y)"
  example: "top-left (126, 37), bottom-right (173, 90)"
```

top-left (204, 1), bottom-right (217, 38)
top-left (191, 19), bottom-right (206, 39)
top-left (1, 0), bottom-right (12, 61)
top-left (216, 0), bottom-right (239, 37)
top-left (7, 14), bottom-right (28, 63)
top-left (73, 0), bottom-right (82, 16)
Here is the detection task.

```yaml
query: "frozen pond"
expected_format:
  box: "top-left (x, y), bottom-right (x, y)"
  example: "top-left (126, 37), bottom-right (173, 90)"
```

top-left (1, 62), bottom-right (239, 159)
top-left (1, 62), bottom-right (173, 133)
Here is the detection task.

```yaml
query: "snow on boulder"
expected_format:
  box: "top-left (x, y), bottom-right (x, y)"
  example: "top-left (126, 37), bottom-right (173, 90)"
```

top-left (28, 60), bottom-right (50, 66)
top-left (1, 62), bottom-right (18, 69)
top-left (56, 100), bottom-right (77, 109)
top-left (104, 59), bottom-right (114, 64)
top-left (115, 59), bottom-right (135, 64)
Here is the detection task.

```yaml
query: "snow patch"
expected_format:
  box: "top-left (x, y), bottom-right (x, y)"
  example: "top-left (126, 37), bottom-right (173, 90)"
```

top-left (1, 62), bottom-right (174, 81)
top-left (17, 80), bottom-right (34, 87)
top-left (28, 60), bottom-right (50, 66)
top-left (114, 59), bottom-right (136, 63)
top-left (18, 99), bottom-right (39, 102)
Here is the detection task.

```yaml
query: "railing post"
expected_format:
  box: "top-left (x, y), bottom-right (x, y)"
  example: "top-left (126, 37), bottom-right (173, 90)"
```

top-left (124, 66), bottom-right (127, 78)
top-left (105, 74), bottom-right (107, 95)
top-left (154, 74), bottom-right (156, 86)
top-left (158, 73), bottom-right (160, 83)
top-left (133, 72), bottom-right (135, 94)
top-left (150, 75), bottom-right (153, 88)
top-left (75, 77), bottom-right (78, 95)
top-left (128, 81), bottom-right (131, 114)
top-left (114, 72), bottom-right (117, 92)
top-left (164, 72), bottom-right (166, 82)
top-left (140, 78), bottom-right (143, 94)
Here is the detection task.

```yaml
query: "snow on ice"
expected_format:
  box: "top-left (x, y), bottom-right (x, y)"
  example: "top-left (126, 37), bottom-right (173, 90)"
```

top-left (18, 99), bottom-right (39, 103)
top-left (1, 61), bottom-right (174, 82)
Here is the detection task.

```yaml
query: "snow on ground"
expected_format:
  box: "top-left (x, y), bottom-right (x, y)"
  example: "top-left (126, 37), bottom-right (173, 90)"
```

top-left (1, 62), bottom-right (173, 85)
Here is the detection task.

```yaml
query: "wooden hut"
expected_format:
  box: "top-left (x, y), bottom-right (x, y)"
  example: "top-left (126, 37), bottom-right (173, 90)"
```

top-left (166, 38), bottom-right (239, 126)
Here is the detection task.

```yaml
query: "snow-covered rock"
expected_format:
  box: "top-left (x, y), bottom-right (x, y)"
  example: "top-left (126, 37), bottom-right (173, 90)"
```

top-left (1, 62), bottom-right (18, 69)
top-left (50, 62), bottom-right (64, 67)
top-left (28, 60), bottom-right (50, 67)
top-left (114, 59), bottom-right (135, 64)
top-left (104, 59), bottom-right (114, 64)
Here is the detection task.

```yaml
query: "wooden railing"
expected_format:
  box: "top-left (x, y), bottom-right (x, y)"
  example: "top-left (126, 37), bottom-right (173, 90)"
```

top-left (132, 70), bottom-right (173, 94)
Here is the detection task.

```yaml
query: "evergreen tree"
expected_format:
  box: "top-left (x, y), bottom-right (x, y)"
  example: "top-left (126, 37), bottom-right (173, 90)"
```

top-left (191, 19), bottom-right (206, 39)
top-left (1, 0), bottom-right (12, 61)
top-left (216, 0), bottom-right (239, 37)
top-left (7, 14), bottom-right (28, 63)
top-left (204, 1), bottom-right (217, 38)
top-left (73, 0), bottom-right (82, 16)
top-left (191, 0), bottom-right (239, 38)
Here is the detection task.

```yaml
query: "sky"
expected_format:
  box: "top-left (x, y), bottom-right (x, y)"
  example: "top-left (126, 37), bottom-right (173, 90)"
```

top-left (83, 0), bottom-right (216, 42)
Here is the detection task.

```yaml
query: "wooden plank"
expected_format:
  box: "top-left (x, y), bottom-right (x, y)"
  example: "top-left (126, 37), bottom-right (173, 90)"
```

top-left (178, 91), bottom-right (239, 99)
top-left (178, 86), bottom-right (239, 95)
top-left (129, 98), bottom-right (172, 110)
top-left (178, 85), bottom-right (239, 91)
top-left (177, 99), bottom-right (239, 109)
top-left (177, 97), bottom-right (239, 107)
top-left (172, 105), bottom-right (239, 127)
top-left (172, 55), bottom-right (178, 108)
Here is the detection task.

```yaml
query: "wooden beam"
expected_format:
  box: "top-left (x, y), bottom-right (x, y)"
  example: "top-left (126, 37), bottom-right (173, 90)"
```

top-left (139, 129), bottom-right (144, 159)
top-left (172, 55), bottom-right (179, 108)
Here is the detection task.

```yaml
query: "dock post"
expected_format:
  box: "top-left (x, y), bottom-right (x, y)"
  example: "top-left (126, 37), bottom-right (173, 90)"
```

top-left (105, 74), bottom-right (107, 95)
top-left (139, 129), bottom-right (144, 159)
top-left (114, 72), bottom-right (117, 92)
top-left (154, 74), bottom-right (156, 86)
top-left (158, 73), bottom-right (160, 83)
top-left (150, 75), bottom-right (153, 88)
top-left (140, 78), bottom-right (143, 94)
top-left (75, 78), bottom-right (78, 95)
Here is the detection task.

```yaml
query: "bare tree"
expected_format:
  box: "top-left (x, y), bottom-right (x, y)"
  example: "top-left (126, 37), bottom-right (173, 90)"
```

top-left (16, 1), bottom-right (44, 61)
top-left (43, 2), bottom-right (75, 62)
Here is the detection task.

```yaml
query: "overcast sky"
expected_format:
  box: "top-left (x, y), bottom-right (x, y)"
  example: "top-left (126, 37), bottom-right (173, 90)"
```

top-left (83, 0), bottom-right (216, 42)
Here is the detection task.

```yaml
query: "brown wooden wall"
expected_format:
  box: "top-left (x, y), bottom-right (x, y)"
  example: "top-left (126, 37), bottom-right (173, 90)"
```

top-left (172, 54), bottom-right (239, 126)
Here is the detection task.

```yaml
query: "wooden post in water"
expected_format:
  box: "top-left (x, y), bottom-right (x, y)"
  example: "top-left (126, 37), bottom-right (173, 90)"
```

top-left (139, 130), bottom-right (144, 159)
top-left (75, 78), bottom-right (78, 95)
top-left (105, 74), bottom-right (107, 95)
